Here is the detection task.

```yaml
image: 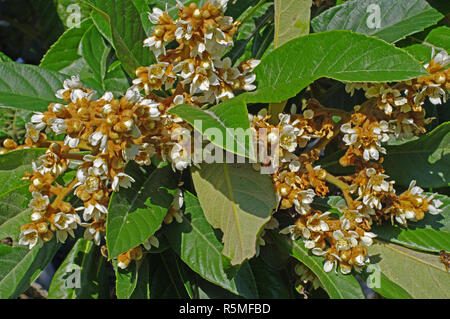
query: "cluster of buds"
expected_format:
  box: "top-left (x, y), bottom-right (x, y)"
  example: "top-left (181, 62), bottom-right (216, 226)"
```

top-left (136, 0), bottom-right (259, 104)
top-left (275, 50), bottom-right (448, 274)
top-left (345, 49), bottom-right (449, 143)
top-left (13, 0), bottom-right (260, 260)
top-left (7, 0), bottom-right (447, 277)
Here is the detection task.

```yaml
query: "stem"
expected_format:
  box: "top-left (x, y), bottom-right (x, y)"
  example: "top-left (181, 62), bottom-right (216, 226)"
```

top-left (51, 178), bottom-right (79, 207)
top-left (325, 173), bottom-right (353, 207)
top-left (237, 0), bottom-right (268, 27)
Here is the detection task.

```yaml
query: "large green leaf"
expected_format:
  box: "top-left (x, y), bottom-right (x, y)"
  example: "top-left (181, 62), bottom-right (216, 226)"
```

top-left (425, 26), bottom-right (450, 51)
top-left (0, 239), bottom-right (60, 299)
top-left (80, 24), bottom-right (111, 86)
top-left (115, 259), bottom-right (139, 299)
top-left (47, 238), bottom-right (110, 299)
top-left (358, 268), bottom-right (413, 299)
top-left (311, 0), bottom-right (443, 43)
top-left (168, 99), bottom-right (254, 160)
top-left (372, 193), bottom-right (450, 253)
top-left (382, 122), bottom-right (449, 188)
top-left (274, 0), bottom-right (312, 48)
top-left (368, 240), bottom-right (450, 298)
top-left (0, 63), bottom-right (67, 112)
top-left (191, 163), bottom-right (276, 265)
top-left (242, 30), bottom-right (429, 104)
top-left (166, 191), bottom-right (259, 298)
top-left (320, 122), bottom-right (450, 188)
top-left (106, 163), bottom-right (177, 258)
top-left (0, 52), bottom-right (13, 63)
top-left (146, 250), bottom-right (193, 298)
top-left (85, 0), bottom-right (154, 77)
top-left (40, 18), bottom-right (93, 74)
top-left (0, 149), bottom-right (46, 242)
top-left (250, 256), bottom-right (291, 298)
top-left (271, 232), bottom-right (365, 299)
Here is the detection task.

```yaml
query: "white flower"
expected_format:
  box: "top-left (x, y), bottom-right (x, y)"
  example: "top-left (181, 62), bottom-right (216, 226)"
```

top-left (175, 20), bottom-right (193, 40)
top-left (173, 60), bottom-right (195, 80)
top-left (100, 92), bottom-right (113, 102)
top-left (64, 135), bottom-right (80, 148)
top-left (341, 123), bottom-right (357, 146)
top-left (360, 231), bottom-right (377, 247)
top-left (289, 160), bottom-right (301, 173)
top-left (19, 229), bottom-right (40, 249)
top-left (83, 224), bottom-right (102, 245)
top-left (122, 142), bottom-right (140, 161)
top-left (89, 131), bottom-right (108, 152)
top-left (279, 125), bottom-right (299, 152)
top-left (112, 173), bottom-right (135, 192)
top-left (210, 0), bottom-right (229, 11)
top-left (125, 87), bottom-right (142, 104)
top-left (427, 196), bottom-right (443, 215)
top-left (55, 75), bottom-right (82, 99)
top-left (243, 74), bottom-right (256, 91)
top-left (25, 123), bottom-right (41, 143)
top-left (293, 189), bottom-right (315, 215)
top-left (30, 112), bottom-right (46, 130)
top-left (140, 99), bottom-right (161, 119)
top-left (143, 235), bottom-right (160, 250)
top-left (148, 7), bottom-right (164, 24)
top-left (53, 212), bottom-right (80, 243)
top-left (50, 118), bottom-right (67, 134)
top-left (70, 89), bottom-right (95, 103)
top-left (333, 230), bottom-right (358, 251)
top-left (170, 143), bottom-right (190, 171)
top-left (143, 36), bottom-right (165, 57)
top-left (83, 203), bottom-right (108, 222)
top-left (29, 191), bottom-right (49, 211)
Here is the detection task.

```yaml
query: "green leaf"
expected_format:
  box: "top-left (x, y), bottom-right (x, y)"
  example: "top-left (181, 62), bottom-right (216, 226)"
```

top-left (40, 18), bottom-right (93, 73)
top-left (0, 63), bottom-right (67, 112)
top-left (0, 52), bottom-right (13, 63)
top-left (166, 191), bottom-right (259, 298)
top-left (367, 240), bottom-right (450, 298)
top-left (358, 269), bottom-right (413, 299)
top-left (0, 239), bottom-right (60, 299)
top-left (168, 99), bottom-right (254, 160)
top-left (106, 163), bottom-right (177, 258)
top-left (311, 0), bottom-right (443, 43)
top-left (425, 26), bottom-right (450, 51)
top-left (0, 149), bottom-right (46, 242)
top-left (103, 61), bottom-right (130, 96)
top-left (382, 122), bottom-right (450, 188)
top-left (372, 193), bottom-right (450, 253)
top-left (225, 0), bottom-right (260, 19)
top-left (48, 238), bottom-right (110, 299)
top-left (115, 259), bottom-right (139, 299)
top-left (80, 24), bottom-right (111, 86)
top-left (250, 256), bottom-right (291, 298)
top-left (146, 250), bottom-right (192, 298)
top-left (86, 0), bottom-right (154, 77)
top-left (271, 231), bottom-right (365, 299)
top-left (132, 0), bottom-right (154, 36)
top-left (244, 31), bottom-right (429, 104)
top-left (274, 0), bottom-right (312, 48)
top-left (191, 163), bottom-right (276, 265)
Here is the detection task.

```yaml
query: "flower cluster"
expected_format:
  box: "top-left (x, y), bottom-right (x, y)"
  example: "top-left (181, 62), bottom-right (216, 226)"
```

top-left (6, 0), bottom-right (447, 277)
top-left (13, 0), bottom-right (260, 262)
top-left (136, 0), bottom-right (258, 104)
top-left (275, 49), bottom-right (447, 274)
